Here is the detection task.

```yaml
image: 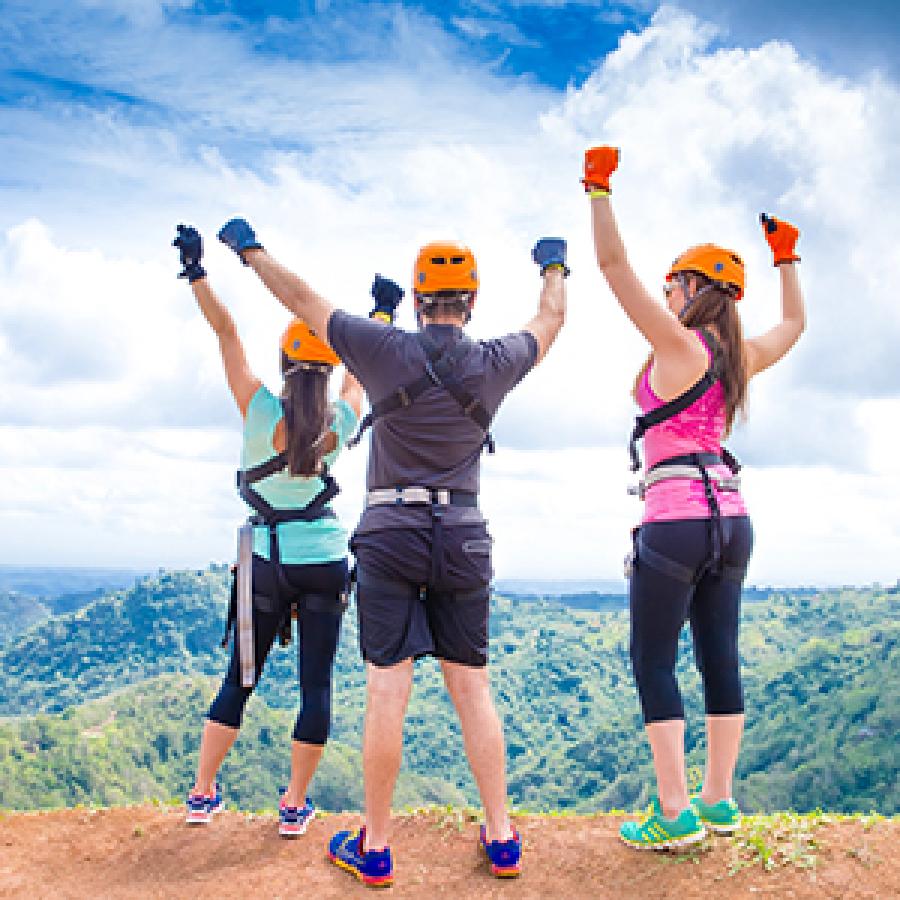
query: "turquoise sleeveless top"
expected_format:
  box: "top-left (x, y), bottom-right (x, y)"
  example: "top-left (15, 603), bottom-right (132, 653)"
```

top-left (240, 385), bottom-right (358, 565)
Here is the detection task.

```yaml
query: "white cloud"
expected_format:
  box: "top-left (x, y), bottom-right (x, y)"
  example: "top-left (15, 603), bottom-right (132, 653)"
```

top-left (76, 0), bottom-right (194, 28)
top-left (1, 6), bottom-right (899, 581)
top-left (451, 16), bottom-right (542, 47)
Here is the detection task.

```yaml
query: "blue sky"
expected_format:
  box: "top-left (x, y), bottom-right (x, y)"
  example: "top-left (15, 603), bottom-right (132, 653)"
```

top-left (1, 1), bottom-right (899, 583)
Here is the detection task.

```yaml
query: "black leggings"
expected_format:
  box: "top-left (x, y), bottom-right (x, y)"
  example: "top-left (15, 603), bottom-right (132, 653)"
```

top-left (208, 555), bottom-right (347, 744)
top-left (629, 516), bottom-right (753, 724)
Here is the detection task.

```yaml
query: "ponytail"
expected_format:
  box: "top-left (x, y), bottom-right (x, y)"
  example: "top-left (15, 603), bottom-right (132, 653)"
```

top-left (280, 353), bottom-right (331, 476)
top-left (633, 273), bottom-right (747, 435)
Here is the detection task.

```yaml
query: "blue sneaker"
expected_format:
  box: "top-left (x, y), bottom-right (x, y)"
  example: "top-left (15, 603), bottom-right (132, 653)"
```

top-left (279, 796), bottom-right (316, 837)
top-left (328, 827), bottom-right (393, 888)
top-left (207, 783), bottom-right (223, 816)
top-left (185, 783), bottom-right (223, 825)
top-left (479, 824), bottom-right (522, 878)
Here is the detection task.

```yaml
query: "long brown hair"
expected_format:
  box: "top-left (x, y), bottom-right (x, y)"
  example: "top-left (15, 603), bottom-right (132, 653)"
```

top-left (280, 353), bottom-right (331, 476)
top-left (633, 272), bottom-right (748, 435)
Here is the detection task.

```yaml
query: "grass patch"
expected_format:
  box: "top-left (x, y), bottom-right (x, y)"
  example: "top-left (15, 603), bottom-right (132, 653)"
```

top-left (728, 811), bottom-right (825, 874)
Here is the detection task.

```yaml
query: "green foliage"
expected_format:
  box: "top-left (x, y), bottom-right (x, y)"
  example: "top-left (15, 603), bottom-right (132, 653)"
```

top-left (0, 673), bottom-right (466, 812)
top-left (727, 811), bottom-right (828, 874)
top-left (0, 592), bottom-right (51, 646)
top-left (0, 571), bottom-right (896, 816)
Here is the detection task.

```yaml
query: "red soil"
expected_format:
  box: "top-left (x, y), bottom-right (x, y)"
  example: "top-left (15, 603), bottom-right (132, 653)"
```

top-left (0, 806), bottom-right (895, 899)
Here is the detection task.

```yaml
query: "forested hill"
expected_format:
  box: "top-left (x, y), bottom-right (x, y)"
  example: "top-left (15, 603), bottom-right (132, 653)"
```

top-left (0, 568), bottom-right (897, 815)
top-left (0, 674), bottom-right (465, 812)
top-left (0, 566), bottom-right (144, 646)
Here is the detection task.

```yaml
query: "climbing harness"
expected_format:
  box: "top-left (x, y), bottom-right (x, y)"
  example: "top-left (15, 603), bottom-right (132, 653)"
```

top-left (357, 489), bottom-right (484, 644)
top-left (223, 451), bottom-right (343, 687)
top-left (364, 486), bottom-right (478, 587)
top-left (348, 330), bottom-right (496, 454)
top-left (626, 328), bottom-right (743, 584)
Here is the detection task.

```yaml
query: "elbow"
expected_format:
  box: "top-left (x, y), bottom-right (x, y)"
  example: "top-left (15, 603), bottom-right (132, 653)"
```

top-left (552, 305), bottom-right (566, 331)
top-left (595, 250), bottom-right (624, 279)
top-left (217, 319), bottom-right (239, 343)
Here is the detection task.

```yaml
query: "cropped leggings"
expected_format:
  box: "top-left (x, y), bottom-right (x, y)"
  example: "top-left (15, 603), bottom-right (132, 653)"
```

top-left (629, 516), bottom-right (753, 724)
top-left (208, 554), bottom-right (347, 745)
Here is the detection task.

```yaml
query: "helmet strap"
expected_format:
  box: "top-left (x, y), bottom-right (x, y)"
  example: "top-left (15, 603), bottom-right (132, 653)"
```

top-left (677, 273), bottom-right (715, 322)
top-left (283, 360), bottom-right (331, 377)
top-left (416, 293), bottom-right (473, 327)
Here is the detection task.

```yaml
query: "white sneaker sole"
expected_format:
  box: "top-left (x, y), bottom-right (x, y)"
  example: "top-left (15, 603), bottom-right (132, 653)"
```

top-left (620, 826), bottom-right (707, 851)
top-left (186, 797), bottom-right (222, 825)
top-left (279, 808), bottom-right (316, 838)
top-left (702, 818), bottom-right (741, 835)
top-left (185, 812), bottom-right (211, 825)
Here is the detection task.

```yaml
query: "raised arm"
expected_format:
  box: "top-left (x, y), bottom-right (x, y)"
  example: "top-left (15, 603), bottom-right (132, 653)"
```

top-left (173, 225), bottom-right (260, 417)
top-left (745, 215), bottom-right (806, 378)
top-left (339, 367), bottom-right (364, 419)
top-left (218, 218), bottom-right (335, 344)
top-left (586, 148), bottom-right (696, 359)
top-left (523, 238), bottom-right (567, 364)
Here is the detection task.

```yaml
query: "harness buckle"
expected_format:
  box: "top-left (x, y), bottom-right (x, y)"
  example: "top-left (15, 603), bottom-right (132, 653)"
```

top-left (423, 360), bottom-right (440, 386)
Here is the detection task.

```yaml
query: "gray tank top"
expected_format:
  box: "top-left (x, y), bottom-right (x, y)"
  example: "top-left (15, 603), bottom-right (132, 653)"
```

top-left (328, 312), bottom-right (537, 532)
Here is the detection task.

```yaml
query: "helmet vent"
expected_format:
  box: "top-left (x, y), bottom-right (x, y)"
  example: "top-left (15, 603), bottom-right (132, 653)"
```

top-left (430, 256), bottom-right (446, 265)
top-left (450, 256), bottom-right (465, 264)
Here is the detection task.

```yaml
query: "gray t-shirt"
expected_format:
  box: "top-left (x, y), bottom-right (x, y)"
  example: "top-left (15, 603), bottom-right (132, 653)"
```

top-left (328, 311), bottom-right (538, 533)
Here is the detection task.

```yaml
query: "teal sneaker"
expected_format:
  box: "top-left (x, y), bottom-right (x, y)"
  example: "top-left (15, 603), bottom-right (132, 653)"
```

top-left (619, 797), bottom-right (706, 850)
top-left (690, 794), bottom-right (742, 834)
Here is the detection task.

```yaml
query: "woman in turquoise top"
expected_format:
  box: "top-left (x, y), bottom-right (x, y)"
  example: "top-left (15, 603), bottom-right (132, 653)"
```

top-left (172, 225), bottom-right (363, 837)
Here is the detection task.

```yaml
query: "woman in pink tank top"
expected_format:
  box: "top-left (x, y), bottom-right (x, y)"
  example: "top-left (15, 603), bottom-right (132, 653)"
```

top-left (583, 146), bottom-right (806, 849)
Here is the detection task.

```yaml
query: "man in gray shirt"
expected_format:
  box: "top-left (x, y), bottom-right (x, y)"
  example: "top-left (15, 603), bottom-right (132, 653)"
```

top-left (219, 220), bottom-right (566, 886)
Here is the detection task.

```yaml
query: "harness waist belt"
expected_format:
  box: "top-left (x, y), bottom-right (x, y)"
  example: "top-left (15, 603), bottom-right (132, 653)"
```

top-left (629, 452), bottom-right (740, 500)
top-left (366, 487), bottom-right (479, 508)
top-left (366, 487), bottom-right (478, 507)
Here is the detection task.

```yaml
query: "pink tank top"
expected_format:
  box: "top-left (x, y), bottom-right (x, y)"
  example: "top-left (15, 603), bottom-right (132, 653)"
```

top-left (635, 335), bottom-right (748, 523)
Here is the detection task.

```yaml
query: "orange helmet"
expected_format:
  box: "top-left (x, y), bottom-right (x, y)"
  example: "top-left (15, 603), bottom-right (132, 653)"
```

top-left (413, 241), bottom-right (479, 295)
top-left (667, 244), bottom-right (745, 300)
top-left (280, 319), bottom-right (340, 367)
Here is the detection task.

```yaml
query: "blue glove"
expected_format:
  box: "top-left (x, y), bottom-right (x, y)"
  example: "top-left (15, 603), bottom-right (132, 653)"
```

top-left (217, 218), bottom-right (263, 265)
top-left (172, 224), bottom-right (206, 283)
top-left (370, 274), bottom-right (404, 324)
top-left (532, 238), bottom-right (570, 277)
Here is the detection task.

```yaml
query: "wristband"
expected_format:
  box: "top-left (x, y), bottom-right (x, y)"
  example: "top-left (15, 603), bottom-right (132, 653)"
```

top-left (775, 256), bottom-right (801, 266)
top-left (370, 310), bottom-right (392, 324)
top-left (542, 262), bottom-right (570, 278)
top-left (589, 188), bottom-right (611, 199)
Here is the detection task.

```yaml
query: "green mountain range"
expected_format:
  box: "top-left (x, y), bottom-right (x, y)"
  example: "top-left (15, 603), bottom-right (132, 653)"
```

top-left (0, 568), bottom-right (897, 814)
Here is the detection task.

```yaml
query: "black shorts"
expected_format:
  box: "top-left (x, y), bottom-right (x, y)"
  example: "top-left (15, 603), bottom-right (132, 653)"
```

top-left (351, 523), bottom-right (493, 668)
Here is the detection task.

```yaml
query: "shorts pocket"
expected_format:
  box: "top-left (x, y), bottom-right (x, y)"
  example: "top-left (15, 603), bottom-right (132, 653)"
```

top-left (446, 525), bottom-right (493, 588)
top-left (462, 539), bottom-right (492, 555)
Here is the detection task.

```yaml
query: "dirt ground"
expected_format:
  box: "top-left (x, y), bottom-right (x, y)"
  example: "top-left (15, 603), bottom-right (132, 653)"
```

top-left (0, 806), bottom-right (896, 899)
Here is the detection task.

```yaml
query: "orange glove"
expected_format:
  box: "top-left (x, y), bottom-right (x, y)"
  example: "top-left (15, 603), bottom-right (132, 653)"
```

top-left (582, 146), bottom-right (619, 193)
top-left (760, 213), bottom-right (800, 266)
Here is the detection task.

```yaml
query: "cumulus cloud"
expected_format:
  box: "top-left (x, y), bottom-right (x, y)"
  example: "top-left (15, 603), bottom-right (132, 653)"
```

top-left (543, 5), bottom-right (900, 417)
top-left (1, 4), bottom-right (899, 580)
